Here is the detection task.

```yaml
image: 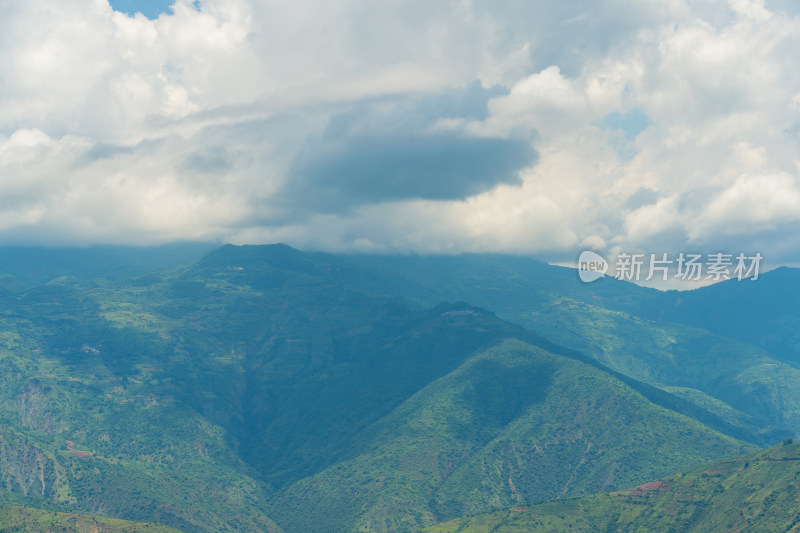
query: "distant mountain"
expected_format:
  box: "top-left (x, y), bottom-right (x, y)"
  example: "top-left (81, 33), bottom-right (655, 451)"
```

top-left (0, 243), bottom-right (216, 288)
top-left (426, 439), bottom-right (800, 533)
top-left (623, 266), bottom-right (800, 365)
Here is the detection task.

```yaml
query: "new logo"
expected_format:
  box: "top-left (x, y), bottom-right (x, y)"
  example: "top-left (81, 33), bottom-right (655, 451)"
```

top-left (578, 250), bottom-right (608, 283)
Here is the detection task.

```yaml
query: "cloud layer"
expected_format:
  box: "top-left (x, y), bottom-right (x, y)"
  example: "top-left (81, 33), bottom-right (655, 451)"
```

top-left (2, 0), bottom-right (800, 266)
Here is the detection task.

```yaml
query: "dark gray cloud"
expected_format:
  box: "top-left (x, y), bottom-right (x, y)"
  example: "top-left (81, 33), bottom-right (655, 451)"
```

top-left (278, 85), bottom-right (538, 214)
top-left (623, 188), bottom-right (661, 210)
top-left (287, 134), bottom-right (535, 209)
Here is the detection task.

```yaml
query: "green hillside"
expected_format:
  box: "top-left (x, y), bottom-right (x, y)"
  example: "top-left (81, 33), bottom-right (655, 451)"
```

top-left (425, 439), bottom-right (800, 533)
top-left (0, 293), bottom-right (283, 533)
top-left (511, 300), bottom-right (800, 436)
top-left (0, 505), bottom-right (180, 532)
top-left (269, 339), bottom-right (754, 532)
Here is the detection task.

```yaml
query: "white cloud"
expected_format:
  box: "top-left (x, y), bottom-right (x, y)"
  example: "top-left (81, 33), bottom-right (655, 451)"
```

top-left (691, 173), bottom-right (800, 239)
top-left (1, 0), bottom-right (800, 264)
top-left (729, 0), bottom-right (772, 22)
top-left (479, 66), bottom-right (591, 138)
top-left (623, 195), bottom-right (683, 244)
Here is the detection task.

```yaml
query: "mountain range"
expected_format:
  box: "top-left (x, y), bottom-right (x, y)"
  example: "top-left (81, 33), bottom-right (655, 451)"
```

top-left (0, 243), bottom-right (797, 531)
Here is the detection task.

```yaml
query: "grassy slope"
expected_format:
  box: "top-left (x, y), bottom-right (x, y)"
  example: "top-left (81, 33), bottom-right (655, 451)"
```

top-left (269, 339), bottom-right (755, 533)
top-left (0, 282), bottom-right (282, 532)
top-left (0, 505), bottom-right (181, 532)
top-left (512, 300), bottom-right (800, 435)
top-left (426, 440), bottom-right (800, 533)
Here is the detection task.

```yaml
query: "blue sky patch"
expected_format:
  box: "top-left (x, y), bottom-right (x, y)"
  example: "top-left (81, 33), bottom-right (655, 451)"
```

top-left (598, 109), bottom-right (650, 161)
top-left (601, 109), bottom-right (650, 141)
top-left (108, 0), bottom-right (175, 19)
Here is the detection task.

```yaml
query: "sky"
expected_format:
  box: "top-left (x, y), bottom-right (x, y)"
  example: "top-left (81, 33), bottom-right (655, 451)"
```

top-left (107, 1), bottom-right (175, 19)
top-left (2, 0), bottom-right (800, 270)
